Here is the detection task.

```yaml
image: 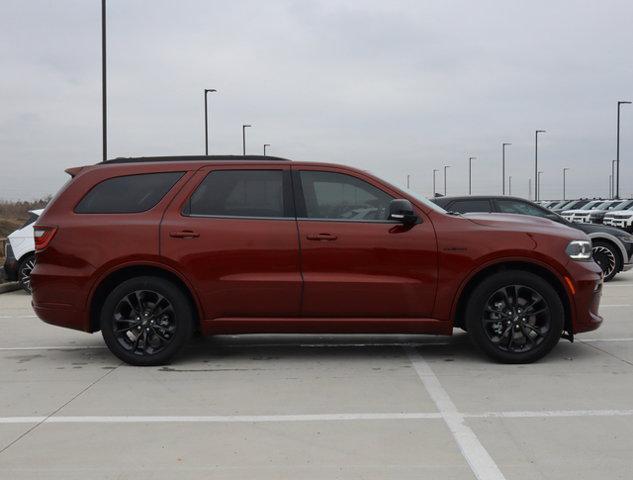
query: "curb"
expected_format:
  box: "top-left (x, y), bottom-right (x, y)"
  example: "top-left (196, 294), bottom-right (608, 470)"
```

top-left (0, 282), bottom-right (20, 294)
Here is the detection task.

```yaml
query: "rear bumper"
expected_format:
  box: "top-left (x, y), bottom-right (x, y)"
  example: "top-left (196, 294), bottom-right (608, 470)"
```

top-left (32, 302), bottom-right (90, 332)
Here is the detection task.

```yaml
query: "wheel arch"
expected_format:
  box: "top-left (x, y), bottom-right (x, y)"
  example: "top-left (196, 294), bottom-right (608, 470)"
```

top-left (587, 233), bottom-right (625, 269)
top-left (88, 264), bottom-right (202, 333)
top-left (453, 260), bottom-right (573, 339)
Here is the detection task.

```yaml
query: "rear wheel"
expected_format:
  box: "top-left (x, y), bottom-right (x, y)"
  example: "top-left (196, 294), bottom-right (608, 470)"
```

top-left (465, 270), bottom-right (563, 363)
top-left (17, 254), bottom-right (35, 294)
top-left (100, 276), bottom-right (193, 366)
top-left (592, 240), bottom-right (621, 282)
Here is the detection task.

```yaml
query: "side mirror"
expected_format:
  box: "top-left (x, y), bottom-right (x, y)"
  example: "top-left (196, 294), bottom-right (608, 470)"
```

top-left (389, 199), bottom-right (418, 225)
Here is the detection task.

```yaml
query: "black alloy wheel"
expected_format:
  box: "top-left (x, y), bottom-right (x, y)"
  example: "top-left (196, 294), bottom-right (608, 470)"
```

top-left (466, 270), bottom-right (563, 363)
top-left (100, 276), bottom-right (193, 365)
top-left (482, 285), bottom-right (550, 354)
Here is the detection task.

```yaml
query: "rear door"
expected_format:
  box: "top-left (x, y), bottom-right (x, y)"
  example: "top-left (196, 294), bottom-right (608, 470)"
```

top-left (160, 165), bottom-right (302, 320)
top-left (292, 166), bottom-right (438, 318)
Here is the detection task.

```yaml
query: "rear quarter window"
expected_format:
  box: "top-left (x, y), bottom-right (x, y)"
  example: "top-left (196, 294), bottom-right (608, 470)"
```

top-left (75, 172), bottom-right (184, 214)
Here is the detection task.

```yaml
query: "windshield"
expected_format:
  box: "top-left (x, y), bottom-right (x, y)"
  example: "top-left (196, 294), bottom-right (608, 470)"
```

top-left (401, 188), bottom-right (448, 213)
top-left (550, 200), bottom-right (569, 209)
top-left (613, 199), bottom-right (633, 210)
top-left (578, 200), bottom-right (603, 210)
top-left (594, 201), bottom-right (620, 210)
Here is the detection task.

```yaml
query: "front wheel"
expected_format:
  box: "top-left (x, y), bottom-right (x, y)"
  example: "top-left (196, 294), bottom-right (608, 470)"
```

top-left (17, 254), bottom-right (35, 294)
top-left (592, 240), bottom-right (621, 282)
top-left (465, 270), bottom-right (564, 363)
top-left (100, 276), bottom-right (194, 366)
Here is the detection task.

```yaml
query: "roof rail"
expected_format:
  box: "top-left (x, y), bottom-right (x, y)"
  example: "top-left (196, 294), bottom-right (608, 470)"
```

top-left (101, 155), bottom-right (292, 165)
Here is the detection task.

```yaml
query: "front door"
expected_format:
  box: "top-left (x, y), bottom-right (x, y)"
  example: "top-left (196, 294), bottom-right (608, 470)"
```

top-left (160, 165), bottom-right (302, 320)
top-left (293, 167), bottom-right (438, 318)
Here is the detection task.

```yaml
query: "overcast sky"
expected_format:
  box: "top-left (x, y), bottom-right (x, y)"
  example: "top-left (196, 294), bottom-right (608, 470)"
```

top-left (1, 0), bottom-right (633, 201)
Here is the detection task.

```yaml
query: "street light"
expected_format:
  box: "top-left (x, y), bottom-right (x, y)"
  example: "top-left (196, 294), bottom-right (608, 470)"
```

top-left (609, 174), bottom-right (613, 198)
top-left (242, 124), bottom-right (252, 155)
top-left (535, 130), bottom-right (546, 201)
top-left (537, 171), bottom-right (544, 200)
top-left (528, 178), bottom-right (532, 200)
top-left (616, 101), bottom-right (631, 199)
top-left (432, 169), bottom-right (439, 197)
top-left (406, 174), bottom-right (410, 189)
top-left (204, 88), bottom-right (217, 155)
top-left (101, 0), bottom-right (107, 162)
top-left (263, 143), bottom-right (270, 156)
top-left (508, 176), bottom-right (512, 195)
top-left (502, 143), bottom-right (511, 195)
top-left (468, 156), bottom-right (476, 195)
top-left (612, 159), bottom-right (617, 199)
top-left (443, 165), bottom-right (450, 196)
top-left (562, 168), bottom-right (570, 201)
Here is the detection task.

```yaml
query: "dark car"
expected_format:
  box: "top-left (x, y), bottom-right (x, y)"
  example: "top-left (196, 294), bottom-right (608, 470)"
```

top-left (31, 156), bottom-right (603, 365)
top-left (433, 195), bottom-right (633, 281)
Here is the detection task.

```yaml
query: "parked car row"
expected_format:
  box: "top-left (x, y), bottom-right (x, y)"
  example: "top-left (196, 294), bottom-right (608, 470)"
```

top-left (536, 198), bottom-right (633, 231)
top-left (434, 196), bottom-right (633, 281)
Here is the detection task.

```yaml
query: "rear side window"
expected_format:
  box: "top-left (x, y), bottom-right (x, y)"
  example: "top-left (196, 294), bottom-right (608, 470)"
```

top-left (187, 170), bottom-right (288, 218)
top-left (496, 199), bottom-right (547, 217)
top-left (448, 199), bottom-right (491, 213)
top-left (75, 172), bottom-right (184, 214)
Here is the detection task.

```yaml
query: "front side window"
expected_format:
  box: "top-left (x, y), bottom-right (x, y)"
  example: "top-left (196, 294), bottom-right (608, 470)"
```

top-left (496, 199), bottom-right (548, 217)
top-left (298, 171), bottom-right (393, 221)
top-left (448, 199), bottom-right (491, 213)
top-left (188, 170), bottom-right (287, 218)
top-left (75, 172), bottom-right (184, 214)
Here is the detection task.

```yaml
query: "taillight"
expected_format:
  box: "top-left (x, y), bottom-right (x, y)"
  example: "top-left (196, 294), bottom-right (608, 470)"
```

top-left (34, 226), bottom-right (57, 252)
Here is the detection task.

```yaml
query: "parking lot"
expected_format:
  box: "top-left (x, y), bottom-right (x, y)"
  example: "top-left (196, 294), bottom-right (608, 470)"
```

top-left (0, 274), bottom-right (631, 480)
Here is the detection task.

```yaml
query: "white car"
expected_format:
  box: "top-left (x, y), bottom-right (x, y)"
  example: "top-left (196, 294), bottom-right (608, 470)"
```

top-left (561, 200), bottom-right (605, 223)
top-left (2, 209), bottom-right (42, 293)
top-left (604, 206), bottom-right (633, 232)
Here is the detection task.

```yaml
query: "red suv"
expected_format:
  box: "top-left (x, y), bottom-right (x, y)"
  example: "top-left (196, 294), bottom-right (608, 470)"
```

top-left (31, 156), bottom-right (603, 365)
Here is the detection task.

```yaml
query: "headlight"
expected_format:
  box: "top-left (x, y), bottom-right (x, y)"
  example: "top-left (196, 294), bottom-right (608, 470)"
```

top-left (566, 240), bottom-right (592, 260)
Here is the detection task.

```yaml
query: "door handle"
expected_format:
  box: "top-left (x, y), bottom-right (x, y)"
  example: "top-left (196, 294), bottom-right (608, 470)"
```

top-left (306, 233), bottom-right (338, 241)
top-left (169, 230), bottom-right (200, 239)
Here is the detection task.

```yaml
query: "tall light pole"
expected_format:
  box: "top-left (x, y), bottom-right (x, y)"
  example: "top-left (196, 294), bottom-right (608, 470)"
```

top-left (528, 179), bottom-right (532, 200)
top-left (611, 159), bottom-right (617, 199)
top-left (562, 167), bottom-right (570, 201)
top-left (468, 157), bottom-right (476, 195)
top-left (537, 171), bottom-right (543, 200)
top-left (616, 101), bottom-right (631, 199)
top-left (443, 165), bottom-right (450, 196)
top-left (609, 175), bottom-right (613, 198)
top-left (406, 174), bottom-right (410, 189)
top-left (535, 130), bottom-right (546, 201)
top-left (204, 88), bottom-right (217, 155)
top-left (242, 124), bottom-right (252, 155)
top-left (432, 169), bottom-right (439, 197)
top-left (263, 143), bottom-right (270, 156)
top-left (508, 176), bottom-right (512, 195)
top-left (502, 143), bottom-right (511, 195)
top-left (101, 0), bottom-right (107, 162)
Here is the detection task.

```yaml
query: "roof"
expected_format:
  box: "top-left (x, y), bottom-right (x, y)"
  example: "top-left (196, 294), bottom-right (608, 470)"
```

top-left (101, 155), bottom-right (292, 165)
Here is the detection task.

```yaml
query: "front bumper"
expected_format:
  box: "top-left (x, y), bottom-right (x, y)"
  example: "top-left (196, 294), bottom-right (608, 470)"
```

top-left (604, 217), bottom-right (633, 232)
top-left (566, 260), bottom-right (603, 334)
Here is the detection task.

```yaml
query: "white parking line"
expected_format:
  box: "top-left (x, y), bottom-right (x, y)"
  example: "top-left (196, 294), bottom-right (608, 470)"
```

top-left (601, 304), bottom-right (633, 307)
top-left (406, 347), bottom-right (506, 480)
top-left (581, 338), bottom-right (633, 343)
top-left (0, 346), bottom-right (107, 351)
top-left (2, 409), bottom-right (633, 425)
top-left (604, 283), bottom-right (633, 287)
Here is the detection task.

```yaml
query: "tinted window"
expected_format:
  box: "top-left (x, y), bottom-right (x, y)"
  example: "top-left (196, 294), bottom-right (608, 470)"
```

top-left (448, 199), bottom-right (491, 213)
top-left (75, 172), bottom-right (183, 214)
top-left (496, 199), bottom-right (548, 217)
top-left (188, 170), bottom-right (286, 218)
top-left (298, 171), bottom-right (393, 221)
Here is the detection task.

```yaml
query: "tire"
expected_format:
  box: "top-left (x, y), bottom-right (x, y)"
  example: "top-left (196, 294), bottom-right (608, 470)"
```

top-left (465, 270), bottom-right (564, 364)
top-left (100, 276), bottom-right (194, 366)
top-left (17, 254), bottom-right (35, 294)
top-left (592, 240), bottom-right (621, 282)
